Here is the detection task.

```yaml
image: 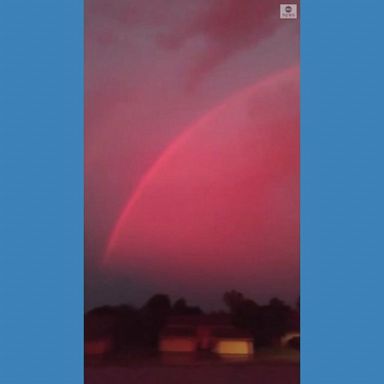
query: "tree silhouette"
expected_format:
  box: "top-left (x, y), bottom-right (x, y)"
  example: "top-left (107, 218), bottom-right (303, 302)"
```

top-left (85, 291), bottom-right (300, 354)
top-left (173, 298), bottom-right (202, 315)
top-left (142, 294), bottom-right (171, 346)
top-left (223, 292), bottom-right (296, 347)
top-left (223, 290), bottom-right (245, 312)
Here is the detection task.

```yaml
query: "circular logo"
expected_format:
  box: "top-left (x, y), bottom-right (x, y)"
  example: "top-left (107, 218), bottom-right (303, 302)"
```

top-left (285, 5), bottom-right (292, 13)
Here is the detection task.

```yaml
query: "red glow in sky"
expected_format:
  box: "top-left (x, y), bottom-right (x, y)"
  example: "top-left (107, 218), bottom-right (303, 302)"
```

top-left (85, 0), bottom-right (300, 309)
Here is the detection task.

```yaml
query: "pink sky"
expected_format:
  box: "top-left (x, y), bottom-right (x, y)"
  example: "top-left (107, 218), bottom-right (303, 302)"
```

top-left (85, 0), bottom-right (300, 310)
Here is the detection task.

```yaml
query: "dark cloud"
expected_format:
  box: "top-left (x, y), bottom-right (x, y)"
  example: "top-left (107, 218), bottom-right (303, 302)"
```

top-left (159, 0), bottom-right (298, 84)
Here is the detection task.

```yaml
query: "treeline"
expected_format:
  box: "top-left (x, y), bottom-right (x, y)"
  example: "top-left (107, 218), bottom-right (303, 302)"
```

top-left (223, 291), bottom-right (299, 347)
top-left (85, 291), bottom-right (299, 352)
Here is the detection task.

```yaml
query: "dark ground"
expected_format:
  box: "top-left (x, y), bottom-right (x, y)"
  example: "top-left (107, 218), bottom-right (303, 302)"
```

top-left (85, 349), bottom-right (299, 384)
top-left (85, 363), bottom-right (299, 384)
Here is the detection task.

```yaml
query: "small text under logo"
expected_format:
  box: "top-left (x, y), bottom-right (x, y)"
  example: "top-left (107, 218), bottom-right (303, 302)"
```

top-left (280, 4), bottom-right (297, 19)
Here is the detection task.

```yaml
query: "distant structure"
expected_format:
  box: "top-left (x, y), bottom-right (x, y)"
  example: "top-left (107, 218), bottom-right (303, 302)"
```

top-left (84, 310), bottom-right (115, 358)
top-left (280, 331), bottom-right (300, 348)
top-left (159, 315), bottom-right (254, 356)
top-left (85, 337), bottom-right (113, 357)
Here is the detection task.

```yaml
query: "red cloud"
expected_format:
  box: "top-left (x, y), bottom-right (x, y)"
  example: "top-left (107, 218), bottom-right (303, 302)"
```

top-left (159, 0), bottom-right (299, 85)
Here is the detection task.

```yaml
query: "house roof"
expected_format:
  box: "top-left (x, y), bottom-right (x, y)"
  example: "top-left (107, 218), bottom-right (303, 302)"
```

top-left (161, 326), bottom-right (196, 338)
top-left (84, 313), bottom-right (116, 341)
top-left (161, 315), bottom-right (253, 340)
top-left (166, 314), bottom-right (231, 327)
top-left (212, 326), bottom-right (252, 339)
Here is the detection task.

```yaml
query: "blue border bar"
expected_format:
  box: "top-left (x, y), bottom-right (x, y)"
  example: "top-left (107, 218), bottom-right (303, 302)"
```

top-left (301, 0), bottom-right (384, 382)
top-left (0, 1), bottom-right (83, 383)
